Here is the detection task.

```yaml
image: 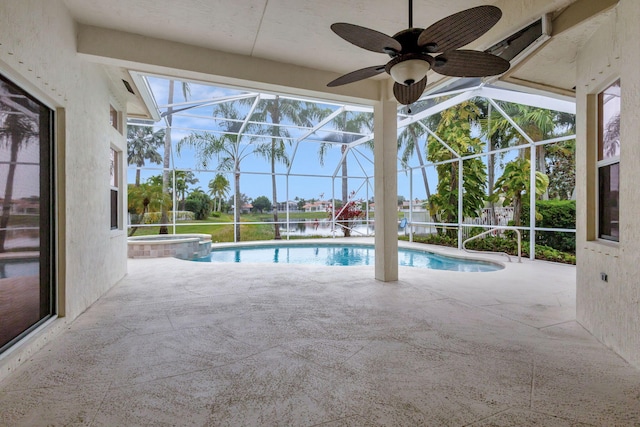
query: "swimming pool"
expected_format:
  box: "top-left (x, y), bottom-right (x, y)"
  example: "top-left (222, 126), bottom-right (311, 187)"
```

top-left (195, 244), bottom-right (503, 272)
top-left (0, 258), bottom-right (39, 279)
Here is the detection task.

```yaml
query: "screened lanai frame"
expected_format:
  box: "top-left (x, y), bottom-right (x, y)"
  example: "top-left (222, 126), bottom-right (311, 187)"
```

top-left (127, 73), bottom-right (576, 259)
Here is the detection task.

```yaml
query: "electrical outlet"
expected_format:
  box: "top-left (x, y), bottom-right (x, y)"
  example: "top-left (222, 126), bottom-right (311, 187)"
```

top-left (600, 272), bottom-right (608, 282)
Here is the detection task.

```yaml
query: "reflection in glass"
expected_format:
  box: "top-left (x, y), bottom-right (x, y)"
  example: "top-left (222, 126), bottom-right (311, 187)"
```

top-left (599, 163), bottom-right (619, 241)
top-left (598, 80), bottom-right (621, 160)
top-left (0, 74), bottom-right (54, 352)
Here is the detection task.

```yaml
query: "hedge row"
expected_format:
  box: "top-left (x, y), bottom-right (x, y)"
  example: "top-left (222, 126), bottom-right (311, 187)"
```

top-left (399, 233), bottom-right (576, 265)
top-left (521, 200), bottom-right (575, 253)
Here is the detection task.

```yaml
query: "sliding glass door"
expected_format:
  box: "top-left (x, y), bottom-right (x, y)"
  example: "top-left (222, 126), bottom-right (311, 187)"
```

top-left (0, 73), bottom-right (54, 353)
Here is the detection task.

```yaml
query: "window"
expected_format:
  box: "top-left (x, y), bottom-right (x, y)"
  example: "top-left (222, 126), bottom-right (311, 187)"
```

top-left (597, 79), bottom-right (620, 241)
top-left (109, 105), bottom-right (119, 131)
top-left (110, 147), bottom-right (119, 230)
top-left (0, 73), bottom-right (55, 353)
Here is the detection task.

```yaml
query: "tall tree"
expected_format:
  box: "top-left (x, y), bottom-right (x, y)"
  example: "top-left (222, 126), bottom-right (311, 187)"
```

top-left (127, 125), bottom-right (164, 186)
top-left (250, 96), bottom-right (323, 239)
top-left (208, 173), bottom-right (230, 212)
top-left (398, 111), bottom-right (441, 204)
top-left (159, 80), bottom-right (190, 234)
top-left (490, 158), bottom-right (549, 226)
top-left (178, 103), bottom-right (254, 242)
top-left (171, 170), bottom-right (198, 210)
top-left (483, 102), bottom-right (575, 199)
top-left (0, 93), bottom-right (39, 252)
top-left (252, 196), bottom-right (272, 213)
top-left (545, 139), bottom-right (575, 200)
top-left (318, 111), bottom-right (373, 205)
top-left (427, 100), bottom-right (487, 236)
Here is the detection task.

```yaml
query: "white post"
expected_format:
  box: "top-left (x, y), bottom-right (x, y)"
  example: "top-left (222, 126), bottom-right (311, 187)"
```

top-left (457, 158), bottom-right (463, 249)
top-left (366, 177), bottom-right (370, 236)
top-left (286, 175), bottom-right (290, 241)
top-left (409, 171), bottom-right (413, 243)
top-left (172, 169), bottom-right (177, 234)
top-left (374, 96), bottom-right (398, 282)
top-left (530, 145), bottom-right (536, 260)
top-left (331, 178), bottom-right (336, 238)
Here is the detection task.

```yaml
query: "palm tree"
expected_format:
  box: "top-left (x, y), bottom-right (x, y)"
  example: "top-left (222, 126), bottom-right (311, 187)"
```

top-left (397, 111), bottom-right (441, 212)
top-left (318, 111), bottom-right (373, 205)
top-left (490, 158), bottom-right (549, 226)
top-left (427, 100), bottom-right (487, 236)
top-left (398, 122), bottom-right (432, 201)
top-left (127, 125), bottom-right (165, 186)
top-left (127, 181), bottom-right (170, 236)
top-left (159, 80), bottom-right (190, 234)
top-left (250, 96), bottom-right (323, 239)
top-left (477, 100), bottom-right (516, 225)
top-left (172, 170), bottom-right (198, 210)
top-left (208, 173), bottom-right (230, 212)
top-left (483, 102), bottom-right (575, 199)
top-left (178, 103), bottom-right (254, 242)
top-left (0, 95), bottom-right (39, 252)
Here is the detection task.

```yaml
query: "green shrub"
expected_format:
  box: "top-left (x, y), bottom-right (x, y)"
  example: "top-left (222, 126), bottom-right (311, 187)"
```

top-left (521, 200), bottom-right (575, 253)
top-left (399, 234), bottom-right (576, 265)
top-left (185, 192), bottom-right (213, 220)
top-left (141, 211), bottom-right (195, 223)
top-left (401, 233), bottom-right (458, 247)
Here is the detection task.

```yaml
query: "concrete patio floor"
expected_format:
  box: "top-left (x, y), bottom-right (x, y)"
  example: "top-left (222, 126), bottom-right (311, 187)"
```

top-left (1, 239), bottom-right (640, 426)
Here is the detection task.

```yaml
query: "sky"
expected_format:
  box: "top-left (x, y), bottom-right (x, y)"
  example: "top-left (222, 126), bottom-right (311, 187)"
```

top-left (0, 78), bottom-right (42, 200)
top-left (127, 75), bottom-right (526, 204)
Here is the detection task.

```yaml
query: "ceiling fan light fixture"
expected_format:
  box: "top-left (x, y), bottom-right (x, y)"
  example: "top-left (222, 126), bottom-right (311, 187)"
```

top-left (390, 59), bottom-right (430, 86)
top-left (386, 54), bottom-right (433, 86)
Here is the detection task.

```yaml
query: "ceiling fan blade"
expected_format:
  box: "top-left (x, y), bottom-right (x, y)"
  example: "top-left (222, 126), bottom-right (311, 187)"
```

top-left (418, 5), bottom-right (502, 53)
top-left (327, 65), bottom-right (386, 87)
top-left (393, 76), bottom-right (428, 105)
top-left (331, 23), bottom-right (402, 54)
top-left (433, 50), bottom-right (510, 77)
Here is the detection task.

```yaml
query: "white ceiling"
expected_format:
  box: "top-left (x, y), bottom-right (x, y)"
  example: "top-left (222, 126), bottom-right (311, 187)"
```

top-left (61, 0), bottom-right (616, 109)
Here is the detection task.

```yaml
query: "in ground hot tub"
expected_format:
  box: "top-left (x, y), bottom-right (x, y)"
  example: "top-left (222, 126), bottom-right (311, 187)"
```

top-left (127, 234), bottom-right (212, 260)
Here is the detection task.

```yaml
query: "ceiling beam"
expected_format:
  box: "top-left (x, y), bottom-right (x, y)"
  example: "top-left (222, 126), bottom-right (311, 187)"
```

top-left (76, 24), bottom-right (381, 106)
top-left (478, 87), bottom-right (575, 114)
top-left (552, 0), bottom-right (619, 37)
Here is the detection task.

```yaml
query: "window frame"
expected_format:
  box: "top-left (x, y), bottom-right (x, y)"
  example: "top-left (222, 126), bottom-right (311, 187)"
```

top-left (109, 105), bottom-right (120, 133)
top-left (109, 146), bottom-right (121, 231)
top-left (596, 78), bottom-right (620, 243)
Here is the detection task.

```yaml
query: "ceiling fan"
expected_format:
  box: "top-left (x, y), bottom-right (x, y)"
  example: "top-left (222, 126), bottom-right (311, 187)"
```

top-left (327, 1), bottom-right (510, 107)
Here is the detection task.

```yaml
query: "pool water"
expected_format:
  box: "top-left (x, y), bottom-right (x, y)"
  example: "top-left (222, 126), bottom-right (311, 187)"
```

top-left (195, 244), bottom-right (502, 272)
top-left (0, 258), bottom-right (39, 279)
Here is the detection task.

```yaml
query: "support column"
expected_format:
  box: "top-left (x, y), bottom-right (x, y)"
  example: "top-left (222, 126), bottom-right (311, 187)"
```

top-left (374, 97), bottom-right (398, 282)
top-left (530, 144), bottom-right (537, 260)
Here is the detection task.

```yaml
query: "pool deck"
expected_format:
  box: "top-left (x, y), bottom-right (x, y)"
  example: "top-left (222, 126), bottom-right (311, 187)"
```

top-left (1, 238), bottom-right (639, 426)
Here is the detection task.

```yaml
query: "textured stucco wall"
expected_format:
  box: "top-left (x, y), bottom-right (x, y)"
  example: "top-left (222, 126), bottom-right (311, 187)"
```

top-left (576, 0), bottom-right (640, 369)
top-left (0, 0), bottom-right (128, 375)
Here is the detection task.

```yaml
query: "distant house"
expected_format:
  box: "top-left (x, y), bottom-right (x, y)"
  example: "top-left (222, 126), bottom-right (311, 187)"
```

top-left (303, 200), bottom-right (331, 212)
top-left (399, 199), bottom-right (426, 211)
top-left (231, 203), bottom-right (253, 214)
top-left (0, 198), bottom-right (40, 215)
top-left (276, 201), bottom-right (299, 212)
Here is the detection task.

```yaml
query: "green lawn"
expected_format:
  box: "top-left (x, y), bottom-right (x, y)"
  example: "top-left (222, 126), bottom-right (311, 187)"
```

top-left (128, 212), bottom-right (334, 242)
top-left (127, 210), bottom-right (397, 242)
top-left (7, 215), bottom-right (40, 227)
